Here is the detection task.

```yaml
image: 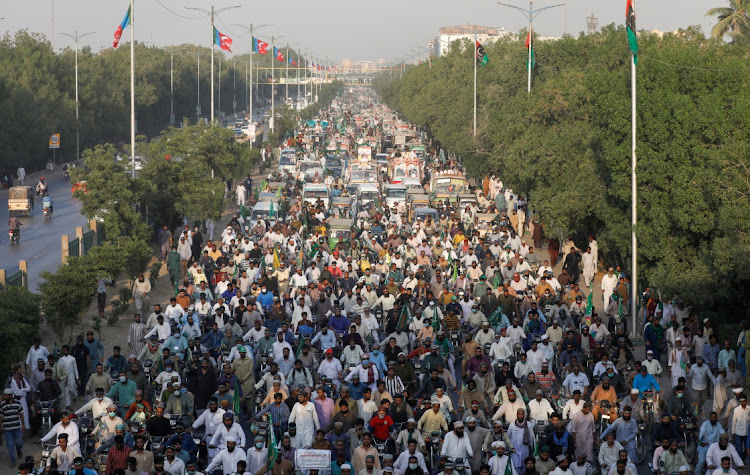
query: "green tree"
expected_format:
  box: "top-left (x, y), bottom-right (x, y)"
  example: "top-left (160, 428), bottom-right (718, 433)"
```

top-left (707, 0), bottom-right (750, 42)
top-left (0, 287), bottom-right (42, 381)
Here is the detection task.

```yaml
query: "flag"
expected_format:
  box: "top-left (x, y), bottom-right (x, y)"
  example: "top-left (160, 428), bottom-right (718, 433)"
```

top-left (505, 459), bottom-right (514, 475)
top-left (525, 32), bottom-right (535, 68)
top-left (275, 186), bottom-right (282, 198)
top-left (269, 201), bottom-right (275, 217)
top-left (232, 375), bottom-right (241, 415)
top-left (273, 248), bottom-right (281, 269)
top-left (296, 334), bottom-right (305, 359)
top-left (268, 414), bottom-right (279, 469)
top-left (626, 0), bottom-right (638, 64)
top-left (289, 56), bottom-right (293, 64)
top-left (213, 26), bottom-right (232, 52)
top-left (112, 6), bottom-right (131, 48)
top-left (296, 245), bottom-right (304, 269)
top-left (476, 40), bottom-right (488, 66)
top-left (432, 310), bottom-right (441, 333)
top-left (253, 37), bottom-right (269, 54)
top-left (585, 283), bottom-right (594, 316)
top-left (397, 304), bottom-right (412, 332)
top-left (275, 47), bottom-right (285, 62)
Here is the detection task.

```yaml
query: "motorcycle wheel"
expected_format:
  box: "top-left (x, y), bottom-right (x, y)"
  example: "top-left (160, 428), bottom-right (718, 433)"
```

top-left (634, 438), bottom-right (647, 464)
top-left (685, 438), bottom-right (697, 464)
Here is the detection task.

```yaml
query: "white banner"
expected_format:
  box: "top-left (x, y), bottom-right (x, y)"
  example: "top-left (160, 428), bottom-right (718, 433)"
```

top-left (294, 449), bottom-right (331, 470)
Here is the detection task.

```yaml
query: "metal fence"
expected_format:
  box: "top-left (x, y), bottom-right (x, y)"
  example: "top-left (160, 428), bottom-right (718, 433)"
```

top-left (96, 225), bottom-right (106, 245)
top-left (82, 230), bottom-right (95, 255)
top-left (6, 269), bottom-right (25, 288)
top-left (69, 237), bottom-right (80, 257)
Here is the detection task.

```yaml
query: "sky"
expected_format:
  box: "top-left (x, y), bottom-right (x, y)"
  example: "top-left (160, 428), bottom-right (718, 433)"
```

top-left (1, 0), bottom-right (721, 62)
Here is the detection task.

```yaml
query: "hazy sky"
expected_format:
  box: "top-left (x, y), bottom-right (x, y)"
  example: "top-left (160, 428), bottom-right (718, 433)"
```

top-left (2, 0), bottom-right (721, 62)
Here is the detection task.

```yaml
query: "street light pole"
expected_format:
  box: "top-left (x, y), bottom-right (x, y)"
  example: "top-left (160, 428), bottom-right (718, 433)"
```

top-left (59, 29), bottom-right (94, 162)
top-left (450, 25), bottom-right (496, 137)
top-left (498, 1), bottom-right (564, 94)
top-left (232, 23), bottom-right (270, 124)
top-left (270, 35), bottom-right (286, 132)
top-left (185, 4), bottom-right (240, 123)
top-left (170, 50), bottom-right (175, 125)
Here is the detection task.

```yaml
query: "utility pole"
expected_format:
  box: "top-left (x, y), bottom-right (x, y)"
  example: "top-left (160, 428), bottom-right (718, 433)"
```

top-left (285, 43), bottom-right (290, 102)
top-left (270, 35), bottom-right (286, 132)
top-left (232, 23), bottom-right (269, 124)
top-left (59, 30), bottom-right (95, 162)
top-left (185, 4), bottom-right (240, 123)
top-left (130, 0), bottom-right (135, 177)
top-left (498, 1), bottom-right (564, 94)
top-left (170, 50), bottom-right (175, 125)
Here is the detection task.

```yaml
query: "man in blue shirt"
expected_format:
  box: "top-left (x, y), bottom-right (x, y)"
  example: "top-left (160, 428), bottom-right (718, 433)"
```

top-left (84, 331), bottom-right (105, 368)
top-left (311, 327), bottom-right (337, 353)
top-left (369, 343), bottom-right (388, 374)
top-left (632, 365), bottom-right (661, 396)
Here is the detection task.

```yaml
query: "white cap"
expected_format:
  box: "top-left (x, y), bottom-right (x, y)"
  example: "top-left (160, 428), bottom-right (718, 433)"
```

top-left (225, 435), bottom-right (237, 443)
top-left (703, 318), bottom-right (709, 323)
top-left (630, 388), bottom-right (639, 395)
top-left (541, 334), bottom-right (549, 340)
top-left (678, 467), bottom-right (690, 473)
top-left (733, 387), bottom-right (744, 394)
top-left (341, 465), bottom-right (352, 471)
top-left (491, 441), bottom-right (506, 449)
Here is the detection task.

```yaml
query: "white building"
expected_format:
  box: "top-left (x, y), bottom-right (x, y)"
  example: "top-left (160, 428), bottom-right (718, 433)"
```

top-left (435, 25), bottom-right (513, 57)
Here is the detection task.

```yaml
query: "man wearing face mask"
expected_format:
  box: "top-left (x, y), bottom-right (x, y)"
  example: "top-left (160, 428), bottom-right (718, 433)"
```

top-left (76, 387), bottom-right (113, 419)
top-left (599, 406), bottom-right (638, 462)
top-left (345, 355), bottom-right (380, 392)
top-left (393, 439), bottom-right (428, 475)
top-left (368, 405), bottom-right (396, 454)
top-left (247, 435), bottom-right (268, 474)
top-left (705, 433), bottom-right (745, 473)
top-left (107, 372), bottom-right (137, 416)
top-left (667, 386), bottom-right (693, 422)
top-left (206, 435), bottom-right (246, 475)
top-left (92, 403), bottom-right (124, 445)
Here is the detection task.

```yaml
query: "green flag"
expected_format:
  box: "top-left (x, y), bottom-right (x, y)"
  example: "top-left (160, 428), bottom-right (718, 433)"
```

top-left (268, 413), bottom-right (278, 469)
top-left (476, 41), bottom-right (488, 66)
top-left (585, 283), bottom-right (594, 316)
top-left (296, 334), bottom-right (306, 359)
top-left (626, 0), bottom-right (639, 64)
top-left (525, 32), bottom-right (535, 68)
top-left (269, 201), bottom-right (275, 217)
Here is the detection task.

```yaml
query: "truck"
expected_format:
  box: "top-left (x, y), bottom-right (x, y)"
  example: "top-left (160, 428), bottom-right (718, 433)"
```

top-left (430, 172), bottom-right (468, 203)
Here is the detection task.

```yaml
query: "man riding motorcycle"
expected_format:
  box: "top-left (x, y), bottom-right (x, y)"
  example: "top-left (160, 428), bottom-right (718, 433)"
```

top-left (36, 177), bottom-right (48, 197)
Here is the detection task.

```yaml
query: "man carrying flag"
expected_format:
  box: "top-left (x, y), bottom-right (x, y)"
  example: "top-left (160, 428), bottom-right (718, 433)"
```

top-left (112, 5), bottom-right (131, 48)
top-left (214, 26), bottom-right (232, 52)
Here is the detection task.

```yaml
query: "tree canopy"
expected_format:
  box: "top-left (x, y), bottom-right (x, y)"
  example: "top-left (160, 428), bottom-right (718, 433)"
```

top-left (375, 25), bottom-right (750, 315)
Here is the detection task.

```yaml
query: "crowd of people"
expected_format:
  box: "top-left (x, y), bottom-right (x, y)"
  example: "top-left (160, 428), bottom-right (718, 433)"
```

top-left (3, 90), bottom-right (749, 475)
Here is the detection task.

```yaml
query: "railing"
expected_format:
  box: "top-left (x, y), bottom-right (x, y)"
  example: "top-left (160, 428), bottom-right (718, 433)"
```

top-left (69, 237), bottom-right (80, 257)
top-left (6, 269), bottom-right (25, 288)
top-left (82, 230), bottom-right (95, 255)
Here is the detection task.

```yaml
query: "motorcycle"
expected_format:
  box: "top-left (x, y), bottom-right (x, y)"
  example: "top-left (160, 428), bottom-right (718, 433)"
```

top-left (9, 227), bottom-right (20, 245)
top-left (39, 442), bottom-right (57, 472)
top-left (424, 430), bottom-right (443, 472)
top-left (149, 435), bottom-right (167, 454)
top-left (642, 390), bottom-right (658, 433)
top-left (43, 206), bottom-right (52, 220)
top-left (78, 414), bottom-right (95, 455)
top-left (38, 397), bottom-right (57, 434)
top-left (677, 416), bottom-right (698, 464)
top-left (634, 419), bottom-right (648, 464)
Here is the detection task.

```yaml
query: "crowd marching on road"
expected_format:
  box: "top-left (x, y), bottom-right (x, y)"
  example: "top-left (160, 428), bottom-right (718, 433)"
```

top-left (3, 88), bottom-right (750, 475)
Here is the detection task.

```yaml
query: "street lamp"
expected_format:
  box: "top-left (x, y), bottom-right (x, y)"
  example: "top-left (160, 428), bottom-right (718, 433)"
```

top-left (498, 1), bottom-right (564, 93)
top-left (451, 25), bottom-right (498, 137)
top-left (269, 34), bottom-right (287, 132)
top-left (185, 4), bottom-right (240, 123)
top-left (284, 42), bottom-right (299, 103)
top-left (59, 30), bottom-right (95, 162)
top-left (232, 23), bottom-right (270, 123)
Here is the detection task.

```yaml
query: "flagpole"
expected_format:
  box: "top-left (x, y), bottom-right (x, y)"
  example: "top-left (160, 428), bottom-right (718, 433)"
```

top-left (130, 0), bottom-right (135, 177)
top-left (473, 32), bottom-right (477, 137)
top-left (631, 49), bottom-right (638, 336)
top-left (527, 13), bottom-right (532, 94)
top-left (285, 44), bottom-right (290, 103)
top-left (210, 6), bottom-right (215, 122)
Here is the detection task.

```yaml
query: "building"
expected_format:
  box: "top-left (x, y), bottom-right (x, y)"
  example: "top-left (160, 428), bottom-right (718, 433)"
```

top-left (435, 25), bottom-right (512, 57)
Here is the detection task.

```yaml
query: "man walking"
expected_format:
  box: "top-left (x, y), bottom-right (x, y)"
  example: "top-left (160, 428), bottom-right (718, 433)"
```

top-left (0, 388), bottom-right (25, 468)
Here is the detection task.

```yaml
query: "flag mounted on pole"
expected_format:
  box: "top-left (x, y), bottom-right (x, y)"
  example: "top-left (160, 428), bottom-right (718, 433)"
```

top-left (112, 5), bottom-right (131, 48)
top-left (253, 37), bottom-right (269, 54)
top-left (275, 47), bottom-right (285, 62)
top-left (213, 27), bottom-right (233, 52)
top-left (476, 41), bottom-right (488, 66)
top-left (626, 0), bottom-right (638, 64)
top-left (525, 32), bottom-right (535, 68)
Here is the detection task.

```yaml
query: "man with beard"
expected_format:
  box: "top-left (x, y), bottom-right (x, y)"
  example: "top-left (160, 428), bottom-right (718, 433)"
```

top-left (542, 421), bottom-right (575, 462)
top-left (507, 408), bottom-right (534, 472)
top-left (440, 421), bottom-right (473, 460)
top-left (206, 436), bottom-right (246, 475)
top-left (568, 403), bottom-right (595, 463)
top-left (465, 417), bottom-right (491, 472)
top-left (599, 406), bottom-right (638, 461)
top-left (705, 432), bottom-right (745, 473)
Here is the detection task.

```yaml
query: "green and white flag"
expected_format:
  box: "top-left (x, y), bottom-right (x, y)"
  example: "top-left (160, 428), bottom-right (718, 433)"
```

top-left (476, 41), bottom-right (489, 66)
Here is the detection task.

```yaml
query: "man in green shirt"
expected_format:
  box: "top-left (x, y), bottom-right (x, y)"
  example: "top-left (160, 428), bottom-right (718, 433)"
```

top-left (106, 371), bottom-right (138, 416)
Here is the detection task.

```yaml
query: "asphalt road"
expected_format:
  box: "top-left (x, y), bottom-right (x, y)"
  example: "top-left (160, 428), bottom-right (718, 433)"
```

top-left (1, 166), bottom-right (88, 291)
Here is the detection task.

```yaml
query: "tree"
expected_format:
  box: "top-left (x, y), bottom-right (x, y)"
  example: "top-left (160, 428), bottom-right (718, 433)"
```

top-left (0, 288), bottom-right (41, 381)
top-left (72, 143), bottom-right (149, 242)
top-left (707, 0), bottom-right (750, 43)
top-left (375, 25), bottom-right (750, 316)
top-left (39, 257), bottom-right (100, 339)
